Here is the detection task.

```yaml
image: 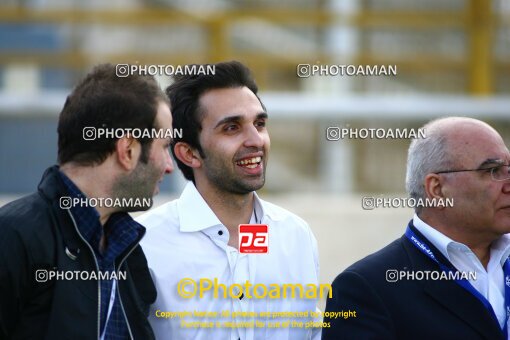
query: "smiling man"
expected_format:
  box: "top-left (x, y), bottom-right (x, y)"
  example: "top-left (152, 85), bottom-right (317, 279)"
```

top-left (137, 61), bottom-right (321, 340)
top-left (323, 117), bottom-right (510, 340)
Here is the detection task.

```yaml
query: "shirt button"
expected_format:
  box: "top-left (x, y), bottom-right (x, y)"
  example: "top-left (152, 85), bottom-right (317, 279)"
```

top-left (218, 230), bottom-right (223, 236)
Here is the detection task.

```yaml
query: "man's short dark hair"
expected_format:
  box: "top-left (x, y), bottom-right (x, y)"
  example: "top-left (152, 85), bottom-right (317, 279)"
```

top-left (166, 60), bottom-right (264, 182)
top-left (57, 63), bottom-right (168, 166)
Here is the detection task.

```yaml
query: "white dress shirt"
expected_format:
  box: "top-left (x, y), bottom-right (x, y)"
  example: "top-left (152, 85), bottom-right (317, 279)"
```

top-left (137, 182), bottom-right (321, 340)
top-left (413, 214), bottom-right (510, 332)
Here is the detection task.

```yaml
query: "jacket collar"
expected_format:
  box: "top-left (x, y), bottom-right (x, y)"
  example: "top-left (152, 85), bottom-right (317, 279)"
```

top-left (36, 165), bottom-right (145, 266)
top-left (37, 165), bottom-right (67, 202)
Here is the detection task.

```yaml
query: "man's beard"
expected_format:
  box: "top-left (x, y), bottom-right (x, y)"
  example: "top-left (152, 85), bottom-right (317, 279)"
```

top-left (111, 159), bottom-right (160, 212)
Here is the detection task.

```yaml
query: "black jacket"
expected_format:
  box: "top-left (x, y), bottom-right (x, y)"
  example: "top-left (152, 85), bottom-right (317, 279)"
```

top-left (0, 166), bottom-right (157, 339)
top-left (322, 222), bottom-right (505, 340)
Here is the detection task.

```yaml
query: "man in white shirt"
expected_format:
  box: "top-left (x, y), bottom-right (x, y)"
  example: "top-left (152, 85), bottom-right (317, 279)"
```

top-left (137, 61), bottom-right (321, 340)
top-left (324, 117), bottom-right (510, 340)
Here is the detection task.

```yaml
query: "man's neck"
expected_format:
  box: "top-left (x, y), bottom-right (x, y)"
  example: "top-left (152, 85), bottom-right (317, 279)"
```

top-left (420, 213), bottom-right (493, 269)
top-left (470, 245), bottom-right (491, 269)
top-left (195, 182), bottom-right (255, 249)
top-left (60, 163), bottom-right (115, 226)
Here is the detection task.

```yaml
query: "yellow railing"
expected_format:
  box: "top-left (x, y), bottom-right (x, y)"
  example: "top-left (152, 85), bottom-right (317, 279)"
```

top-left (0, 0), bottom-right (507, 94)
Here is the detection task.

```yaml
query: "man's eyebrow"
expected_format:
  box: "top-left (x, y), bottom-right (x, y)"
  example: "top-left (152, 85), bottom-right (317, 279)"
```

top-left (214, 112), bottom-right (268, 129)
top-left (214, 115), bottom-right (242, 129)
top-left (477, 158), bottom-right (505, 169)
top-left (256, 112), bottom-right (269, 120)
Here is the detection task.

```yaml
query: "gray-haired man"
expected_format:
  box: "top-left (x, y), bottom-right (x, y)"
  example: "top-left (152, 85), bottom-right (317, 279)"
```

top-left (324, 117), bottom-right (510, 340)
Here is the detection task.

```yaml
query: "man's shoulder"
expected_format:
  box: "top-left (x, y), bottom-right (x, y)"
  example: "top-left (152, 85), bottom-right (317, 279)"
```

top-left (0, 192), bottom-right (58, 258)
top-left (328, 237), bottom-right (410, 302)
top-left (258, 198), bottom-right (318, 244)
top-left (259, 198), bottom-right (309, 228)
top-left (0, 192), bottom-right (52, 233)
top-left (136, 198), bottom-right (179, 231)
top-left (342, 237), bottom-right (408, 279)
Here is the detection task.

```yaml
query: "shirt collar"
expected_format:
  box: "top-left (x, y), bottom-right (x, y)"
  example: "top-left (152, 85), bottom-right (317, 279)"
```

top-left (58, 170), bottom-right (144, 258)
top-left (413, 214), bottom-right (510, 266)
top-left (413, 214), bottom-right (456, 262)
top-left (177, 181), bottom-right (282, 232)
top-left (491, 233), bottom-right (510, 267)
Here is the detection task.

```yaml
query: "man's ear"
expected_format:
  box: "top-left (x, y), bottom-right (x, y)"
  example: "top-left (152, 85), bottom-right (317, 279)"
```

top-left (173, 142), bottom-right (202, 169)
top-left (424, 173), bottom-right (445, 200)
top-left (115, 136), bottom-right (141, 171)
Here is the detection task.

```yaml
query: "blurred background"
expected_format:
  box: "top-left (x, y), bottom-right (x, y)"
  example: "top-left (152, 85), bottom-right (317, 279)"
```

top-left (0, 0), bottom-right (509, 304)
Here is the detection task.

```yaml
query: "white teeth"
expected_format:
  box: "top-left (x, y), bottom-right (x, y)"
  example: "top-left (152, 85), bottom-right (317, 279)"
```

top-left (237, 156), bottom-right (262, 166)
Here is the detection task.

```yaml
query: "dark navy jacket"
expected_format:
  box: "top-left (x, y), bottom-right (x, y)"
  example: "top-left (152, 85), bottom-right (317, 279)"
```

top-left (323, 223), bottom-right (506, 340)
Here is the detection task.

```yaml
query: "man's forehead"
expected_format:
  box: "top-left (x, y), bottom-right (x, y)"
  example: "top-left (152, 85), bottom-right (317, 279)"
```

top-left (448, 138), bottom-right (510, 167)
top-left (434, 121), bottom-right (508, 166)
top-left (199, 87), bottom-right (265, 123)
top-left (446, 121), bottom-right (502, 146)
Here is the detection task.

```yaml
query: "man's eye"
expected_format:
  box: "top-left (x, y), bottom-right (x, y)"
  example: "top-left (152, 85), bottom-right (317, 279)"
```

top-left (225, 124), bottom-right (238, 131)
top-left (495, 165), bottom-right (510, 174)
top-left (485, 165), bottom-right (505, 175)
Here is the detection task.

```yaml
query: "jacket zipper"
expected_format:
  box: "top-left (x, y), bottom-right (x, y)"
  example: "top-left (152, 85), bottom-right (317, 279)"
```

top-left (116, 242), bottom-right (141, 340)
top-left (67, 209), bottom-right (143, 339)
top-left (66, 210), bottom-right (102, 340)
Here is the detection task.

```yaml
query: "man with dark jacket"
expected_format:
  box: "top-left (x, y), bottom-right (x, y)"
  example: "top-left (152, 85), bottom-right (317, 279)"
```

top-left (0, 63), bottom-right (174, 339)
top-left (323, 117), bottom-right (510, 339)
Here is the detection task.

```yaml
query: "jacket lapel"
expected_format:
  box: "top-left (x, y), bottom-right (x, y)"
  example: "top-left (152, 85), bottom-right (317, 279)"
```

top-left (403, 223), bottom-right (505, 339)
